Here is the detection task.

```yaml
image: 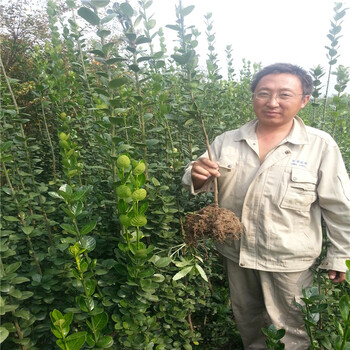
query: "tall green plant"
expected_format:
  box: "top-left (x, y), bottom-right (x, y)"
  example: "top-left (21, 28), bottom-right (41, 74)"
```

top-left (309, 65), bottom-right (325, 126)
top-left (322, 2), bottom-right (348, 125)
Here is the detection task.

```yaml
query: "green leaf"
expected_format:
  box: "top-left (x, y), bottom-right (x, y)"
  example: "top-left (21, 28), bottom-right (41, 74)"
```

top-left (13, 309), bottom-right (30, 319)
top-left (71, 190), bottom-right (87, 202)
top-left (141, 293), bottom-right (159, 302)
top-left (9, 289), bottom-right (22, 299)
top-left (17, 291), bottom-right (34, 300)
top-left (106, 57), bottom-right (126, 65)
top-left (128, 64), bottom-right (140, 72)
top-left (5, 261), bottom-right (21, 274)
top-left (343, 343), bottom-right (350, 350)
top-left (1, 304), bottom-right (19, 314)
top-left (125, 33), bottom-right (136, 42)
top-left (173, 266), bottom-right (193, 281)
top-left (0, 327), bottom-right (10, 344)
top-left (76, 295), bottom-right (89, 312)
top-left (139, 202), bottom-right (148, 215)
top-left (96, 335), bottom-right (113, 348)
top-left (21, 226), bottom-right (34, 235)
top-left (81, 220), bottom-right (97, 235)
top-left (11, 277), bottom-right (30, 284)
top-left (60, 223), bottom-right (77, 235)
top-left (339, 295), bottom-right (349, 321)
top-left (151, 177), bottom-right (160, 186)
top-left (0, 155), bottom-right (13, 163)
top-left (181, 5), bottom-right (195, 16)
top-left (135, 36), bottom-right (152, 45)
top-left (59, 184), bottom-right (73, 194)
top-left (145, 139), bottom-right (159, 146)
top-left (109, 77), bottom-right (129, 89)
top-left (91, 0), bottom-right (109, 7)
top-left (70, 202), bottom-right (83, 217)
top-left (146, 19), bottom-right (156, 30)
top-left (152, 274), bottom-right (165, 283)
top-left (81, 236), bottom-right (96, 252)
top-left (56, 339), bottom-right (66, 350)
top-left (60, 331), bottom-right (87, 350)
top-left (92, 312), bottom-right (108, 331)
top-left (0, 141), bottom-right (12, 152)
top-left (165, 24), bottom-right (180, 31)
top-left (85, 333), bottom-right (95, 347)
top-left (90, 49), bottom-right (106, 58)
top-left (78, 7), bottom-right (100, 26)
top-left (85, 280), bottom-right (96, 297)
top-left (101, 13), bottom-right (117, 24)
top-left (138, 267), bottom-right (155, 278)
top-left (3, 216), bottom-right (19, 222)
top-left (50, 309), bottom-right (64, 322)
top-left (346, 270), bottom-right (350, 284)
top-left (153, 256), bottom-right (171, 268)
top-left (119, 2), bottom-right (134, 18)
top-left (48, 191), bottom-right (64, 200)
top-left (97, 29), bottom-right (111, 38)
top-left (171, 54), bottom-right (187, 65)
top-left (137, 56), bottom-right (152, 63)
top-left (195, 263), bottom-right (208, 282)
top-left (63, 312), bottom-right (74, 328)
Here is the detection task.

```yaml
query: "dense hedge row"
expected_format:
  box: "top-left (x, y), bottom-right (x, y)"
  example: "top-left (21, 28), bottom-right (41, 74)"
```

top-left (1, 1), bottom-right (349, 349)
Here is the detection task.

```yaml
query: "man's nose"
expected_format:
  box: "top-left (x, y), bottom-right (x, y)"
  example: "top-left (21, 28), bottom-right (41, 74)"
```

top-left (267, 95), bottom-right (279, 106)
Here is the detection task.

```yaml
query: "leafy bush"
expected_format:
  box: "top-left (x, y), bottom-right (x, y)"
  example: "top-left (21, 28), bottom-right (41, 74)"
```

top-left (0, 1), bottom-right (349, 349)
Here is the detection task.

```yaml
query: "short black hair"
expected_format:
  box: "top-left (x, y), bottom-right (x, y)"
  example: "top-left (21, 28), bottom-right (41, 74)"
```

top-left (250, 63), bottom-right (314, 95)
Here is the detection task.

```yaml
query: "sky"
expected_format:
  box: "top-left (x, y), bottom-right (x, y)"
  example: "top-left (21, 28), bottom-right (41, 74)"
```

top-left (135, 0), bottom-right (350, 92)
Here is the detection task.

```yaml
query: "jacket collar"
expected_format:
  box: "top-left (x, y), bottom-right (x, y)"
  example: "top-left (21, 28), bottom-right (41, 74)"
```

top-left (234, 116), bottom-right (310, 145)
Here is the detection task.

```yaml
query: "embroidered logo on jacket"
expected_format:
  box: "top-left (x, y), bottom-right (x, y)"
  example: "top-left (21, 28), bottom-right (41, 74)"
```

top-left (291, 160), bottom-right (308, 168)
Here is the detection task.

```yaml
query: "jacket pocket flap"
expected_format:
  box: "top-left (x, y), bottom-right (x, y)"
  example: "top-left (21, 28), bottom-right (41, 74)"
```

top-left (291, 168), bottom-right (317, 184)
top-left (218, 157), bottom-right (237, 170)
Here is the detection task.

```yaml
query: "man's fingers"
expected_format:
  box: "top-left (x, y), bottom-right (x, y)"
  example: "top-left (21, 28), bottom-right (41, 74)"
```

top-left (192, 158), bottom-right (220, 178)
top-left (328, 270), bottom-right (346, 283)
top-left (198, 157), bottom-right (218, 168)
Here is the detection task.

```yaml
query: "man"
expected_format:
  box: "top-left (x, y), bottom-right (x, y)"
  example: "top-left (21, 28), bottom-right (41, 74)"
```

top-left (182, 63), bottom-right (350, 349)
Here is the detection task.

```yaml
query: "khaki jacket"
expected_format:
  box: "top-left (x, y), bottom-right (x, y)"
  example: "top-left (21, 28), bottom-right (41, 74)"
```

top-left (182, 117), bottom-right (350, 272)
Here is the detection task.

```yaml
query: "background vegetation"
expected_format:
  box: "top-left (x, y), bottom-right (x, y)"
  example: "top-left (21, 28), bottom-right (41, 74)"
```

top-left (1, 0), bottom-right (349, 349)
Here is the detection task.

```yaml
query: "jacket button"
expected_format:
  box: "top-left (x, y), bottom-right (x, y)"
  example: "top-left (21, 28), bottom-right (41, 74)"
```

top-left (285, 150), bottom-right (291, 154)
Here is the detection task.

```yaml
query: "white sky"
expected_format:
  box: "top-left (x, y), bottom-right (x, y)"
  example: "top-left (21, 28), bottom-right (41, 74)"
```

top-left (138, 0), bottom-right (350, 91)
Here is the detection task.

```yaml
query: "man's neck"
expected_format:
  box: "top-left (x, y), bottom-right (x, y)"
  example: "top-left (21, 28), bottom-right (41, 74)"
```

top-left (256, 120), bottom-right (294, 138)
top-left (255, 120), bottom-right (294, 163)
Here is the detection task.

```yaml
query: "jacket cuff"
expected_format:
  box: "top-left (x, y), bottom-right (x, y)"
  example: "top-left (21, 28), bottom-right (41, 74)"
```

top-left (182, 164), bottom-right (215, 195)
top-left (318, 257), bottom-right (349, 273)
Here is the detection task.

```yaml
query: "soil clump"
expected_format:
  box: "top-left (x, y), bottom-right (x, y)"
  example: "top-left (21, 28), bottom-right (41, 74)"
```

top-left (184, 204), bottom-right (242, 246)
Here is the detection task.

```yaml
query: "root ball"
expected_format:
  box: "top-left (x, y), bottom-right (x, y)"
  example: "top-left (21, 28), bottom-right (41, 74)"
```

top-left (184, 204), bottom-right (242, 246)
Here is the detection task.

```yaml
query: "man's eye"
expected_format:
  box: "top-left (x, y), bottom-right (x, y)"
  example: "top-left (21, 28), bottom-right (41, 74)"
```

top-left (280, 93), bottom-right (293, 99)
top-left (257, 92), bottom-right (269, 97)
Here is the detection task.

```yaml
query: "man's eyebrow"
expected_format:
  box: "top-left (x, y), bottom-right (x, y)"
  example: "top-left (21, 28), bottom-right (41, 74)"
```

top-left (256, 87), bottom-right (295, 92)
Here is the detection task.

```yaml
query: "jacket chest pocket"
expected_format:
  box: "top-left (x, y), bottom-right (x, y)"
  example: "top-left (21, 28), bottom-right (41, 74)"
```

top-left (218, 157), bottom-right (239, 181)
top-left (280, 168), bottom-right (318, 211)
top-left (217, 158), bottom-right (240, 192)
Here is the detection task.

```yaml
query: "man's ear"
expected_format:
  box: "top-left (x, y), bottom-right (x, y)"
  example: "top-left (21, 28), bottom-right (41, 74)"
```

top-left (301, 95), bottom-right (310, 108)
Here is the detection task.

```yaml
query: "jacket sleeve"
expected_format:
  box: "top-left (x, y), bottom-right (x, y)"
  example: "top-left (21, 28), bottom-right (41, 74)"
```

top-left (317, 142), bottom-right (350, 272)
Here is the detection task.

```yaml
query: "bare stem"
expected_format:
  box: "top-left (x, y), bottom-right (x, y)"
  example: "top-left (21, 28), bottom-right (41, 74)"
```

top-left (190, 92), bottom-right (218, 206)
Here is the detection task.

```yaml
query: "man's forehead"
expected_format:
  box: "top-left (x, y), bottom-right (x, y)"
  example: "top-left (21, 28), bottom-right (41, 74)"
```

top-left (256, 73), bottom-right (302, 88)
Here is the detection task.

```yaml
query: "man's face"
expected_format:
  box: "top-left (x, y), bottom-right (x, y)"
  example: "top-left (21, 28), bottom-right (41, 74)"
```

top-left (253, 73), bottom-right (310, 128)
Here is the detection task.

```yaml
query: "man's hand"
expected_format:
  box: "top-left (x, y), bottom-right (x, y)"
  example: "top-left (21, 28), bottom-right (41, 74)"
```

top-left (328, 270), bottom-right (345, 283)
top-left (191, 157), bottom-right (220, 190)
